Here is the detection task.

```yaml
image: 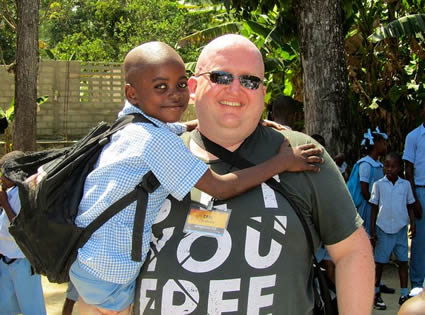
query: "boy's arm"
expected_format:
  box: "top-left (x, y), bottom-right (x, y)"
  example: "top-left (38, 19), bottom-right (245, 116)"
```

top-left (0, 189), bottom-right (16, 222)
top-left (195, 140), bottom-right (323, 200)
top-left (408, 203), bottom-right (416, 239)
top-left (370, 204), bottom-right (379, 247)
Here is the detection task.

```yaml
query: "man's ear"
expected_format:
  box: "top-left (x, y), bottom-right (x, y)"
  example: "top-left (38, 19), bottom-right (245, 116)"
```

top-left (125, 83), bottom-right (137, 104)
top-left (188, 77), bottom-right (197, 101)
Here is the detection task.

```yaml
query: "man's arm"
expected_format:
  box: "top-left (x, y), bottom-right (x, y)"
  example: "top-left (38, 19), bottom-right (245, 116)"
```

top-left (327, 227), bottom-right (374, 315)
top-left (405, 160), bottom-right (422, 219)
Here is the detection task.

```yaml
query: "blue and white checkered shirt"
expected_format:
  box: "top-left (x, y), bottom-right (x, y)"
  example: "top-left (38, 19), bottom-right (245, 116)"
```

top-left (75, 101), bottom-right (208, 284)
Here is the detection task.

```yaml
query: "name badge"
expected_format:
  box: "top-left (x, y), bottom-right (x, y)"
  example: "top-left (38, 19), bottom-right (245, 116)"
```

top-left (183, 208), bottom-right (231, 236)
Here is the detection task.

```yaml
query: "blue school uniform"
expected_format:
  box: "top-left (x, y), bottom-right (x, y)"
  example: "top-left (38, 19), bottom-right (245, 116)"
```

top-left (70, 101), bottom-right (208, 310)
top-left (369, 176), bottom-right (415, 263)
top-left (403, 123), bottom-right (425, 288)
top-left (356, 155), bottom-right (384, 235)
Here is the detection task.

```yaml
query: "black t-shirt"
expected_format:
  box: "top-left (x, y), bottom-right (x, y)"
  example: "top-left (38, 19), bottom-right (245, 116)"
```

top-left (135, 126), bottom-right (361, 314)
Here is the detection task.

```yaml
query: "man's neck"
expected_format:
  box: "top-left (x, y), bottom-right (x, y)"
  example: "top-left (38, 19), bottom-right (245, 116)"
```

top-left (189, 130), bottom-right (245, 160)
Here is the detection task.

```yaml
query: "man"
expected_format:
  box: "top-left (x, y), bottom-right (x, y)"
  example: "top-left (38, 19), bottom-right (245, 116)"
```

top-left (135, 34), bottom-right (374, 314)
top-left (403, 101), bottom-right (425, 291)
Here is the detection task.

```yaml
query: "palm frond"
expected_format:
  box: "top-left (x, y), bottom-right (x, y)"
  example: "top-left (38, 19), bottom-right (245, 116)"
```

top-left (176, 22), bottom-right (242, 48)
top-left (369, 14), bottom-right (425, 43)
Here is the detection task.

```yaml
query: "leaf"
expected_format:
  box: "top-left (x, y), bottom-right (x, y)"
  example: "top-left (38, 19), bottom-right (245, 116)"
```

top-left (369, 97), bottom-right (380, 110)
top-left (369, 14), bottom-right (425, 43)
top-left (36, 95), bottom-right (49, 105)
top-left (6, 98), bottom-right (15, 122)
top-left (176, 22), bottom-right (242, 48)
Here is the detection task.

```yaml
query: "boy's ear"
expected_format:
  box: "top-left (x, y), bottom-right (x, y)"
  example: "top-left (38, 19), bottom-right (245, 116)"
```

top-left (125, 83), bottom-right (137, 104)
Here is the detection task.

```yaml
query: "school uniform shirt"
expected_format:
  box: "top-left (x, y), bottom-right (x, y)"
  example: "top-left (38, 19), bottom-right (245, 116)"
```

top-left (75, 101), bottom-right (208, 284)
top-left (403, 123), bottom-right (425, 185)
top-left (370, 176), bottom-right (415, 234)
top-left (358, 155), bottom-right (384, 189)
top-left (0, 186), bottom-right (25, 259)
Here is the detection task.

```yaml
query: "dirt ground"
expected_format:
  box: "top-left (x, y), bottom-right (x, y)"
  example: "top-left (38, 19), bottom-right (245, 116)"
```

top-left (42, 262), bottom-right (406, 315)
top-left (42, 277), bottom-right (79, 315)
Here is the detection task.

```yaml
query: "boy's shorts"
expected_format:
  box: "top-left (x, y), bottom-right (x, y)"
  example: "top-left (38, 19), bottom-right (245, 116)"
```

top-left (69, 260), bottom-right (136, 311)
top-left (66, 280), bottom-right (79, 302)
top-left (0, 257), bottom-right (46, 315)
top-left (374, 226), bottom-right (408, 263)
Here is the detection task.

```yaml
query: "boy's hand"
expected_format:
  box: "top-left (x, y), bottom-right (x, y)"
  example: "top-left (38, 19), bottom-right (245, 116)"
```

top-left (261, 119), bottom-right (287, 130)
top-left (409, 222), bottom-right (416, 239)
top-left (0, 187), bottom-right (7, 208)
top-left (278, 139), bottom-right (323, 173)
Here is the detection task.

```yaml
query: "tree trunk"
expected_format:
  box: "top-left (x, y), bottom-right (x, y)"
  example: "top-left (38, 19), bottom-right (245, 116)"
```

top-left (13, 0), bottom-right (40, 152)
top-left (295, 0), bottom-right (351, 157)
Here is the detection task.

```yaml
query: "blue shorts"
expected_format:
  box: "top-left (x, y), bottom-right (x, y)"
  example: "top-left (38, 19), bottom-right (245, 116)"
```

top-left (374, 226), bottom-right (408, 263)
top-left (66, 281), bottom-right (79, 301)
top-left (69, 260), bottom-right (136, 311)
top-left (0, 257), bottom-right (46, 315)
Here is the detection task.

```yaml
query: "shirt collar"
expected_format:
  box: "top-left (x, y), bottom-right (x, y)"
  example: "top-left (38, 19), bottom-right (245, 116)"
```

top-left (359, 155), bottom-right (383, 167)
top-left (383, 175), bottom-right (400, 184)
top-left (118, 100), bottom-right (167, 128)
top-left (419, 123), bottom-right (425, 136)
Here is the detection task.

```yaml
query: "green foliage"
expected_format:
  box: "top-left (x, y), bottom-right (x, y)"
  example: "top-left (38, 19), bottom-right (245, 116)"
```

top-left (0, 0), bottom-right (17, 64)
top-left (345, 0), bottom-right (425, 154)
top-left (370, 14), bottom-right (425, 43)
top-left (39, 0), bottom-right (215, 63)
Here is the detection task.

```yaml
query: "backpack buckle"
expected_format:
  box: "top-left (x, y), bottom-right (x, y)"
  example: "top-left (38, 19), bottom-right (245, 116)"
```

top-left (137, 171), bottom-right (160, 193)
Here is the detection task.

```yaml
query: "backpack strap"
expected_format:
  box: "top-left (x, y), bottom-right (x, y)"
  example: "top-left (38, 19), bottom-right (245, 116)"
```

top-left (191, 130), bottom-right (337, 315)
top-left (78, 113), bottom-right (160, 262)
top-left (78, 171), bottom-right (160, 262)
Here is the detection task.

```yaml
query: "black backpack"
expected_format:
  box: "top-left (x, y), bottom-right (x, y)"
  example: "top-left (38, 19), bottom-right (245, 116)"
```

top-left (4, 113), bottom-right (160, 283)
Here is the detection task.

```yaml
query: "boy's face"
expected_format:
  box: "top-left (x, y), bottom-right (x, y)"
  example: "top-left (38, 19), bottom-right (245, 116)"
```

top-left (384, 157), bottom-right (400, 181)
top-left (126, 59), bottom-right (189, 123)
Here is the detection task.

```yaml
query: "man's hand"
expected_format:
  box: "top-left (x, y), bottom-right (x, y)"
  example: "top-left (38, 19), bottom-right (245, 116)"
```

top-left (278, 139), bottom-right (323, 173)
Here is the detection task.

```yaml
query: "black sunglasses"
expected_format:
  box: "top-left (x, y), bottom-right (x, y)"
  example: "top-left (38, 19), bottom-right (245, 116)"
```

top-left (196, 71), bottom-right (263, 90)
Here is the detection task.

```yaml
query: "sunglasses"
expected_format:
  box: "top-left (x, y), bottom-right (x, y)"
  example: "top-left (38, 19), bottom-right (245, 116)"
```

top-left (196, 71), bottom-right (263, 90)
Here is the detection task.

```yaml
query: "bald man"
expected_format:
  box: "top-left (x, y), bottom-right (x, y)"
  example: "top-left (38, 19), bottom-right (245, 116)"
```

top-left (135, 35), bottom-right (374, 315)
top-left (70, 41), bottom-right (322, 315)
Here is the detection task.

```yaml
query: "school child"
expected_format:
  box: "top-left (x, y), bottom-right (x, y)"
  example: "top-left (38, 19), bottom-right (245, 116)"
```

top-left (370, 152), bottom-right (416, 310)
top-left (69, 41), bottom-right (323, 314)
top-left (0, 151), bottom-right (47, 315)
top-left (354, 127), bottom-right (388, 235)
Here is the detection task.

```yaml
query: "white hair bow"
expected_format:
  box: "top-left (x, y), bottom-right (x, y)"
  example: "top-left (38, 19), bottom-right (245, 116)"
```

top-left (374, 127), bottom-right (388, 140)
top-left (361, 128), bottom-right (374, 146)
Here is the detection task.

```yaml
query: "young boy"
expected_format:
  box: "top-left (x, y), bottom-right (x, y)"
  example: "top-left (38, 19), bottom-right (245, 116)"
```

top-left (370, 152), bottom-right (416, 310)
top-left (0, 151), bottom-right (47, 315)
top-left (70, 41), bottom-right (323, 314)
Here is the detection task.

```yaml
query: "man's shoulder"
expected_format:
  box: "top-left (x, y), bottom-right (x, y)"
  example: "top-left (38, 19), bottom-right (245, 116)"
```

top-left (280, 128), bottom-right (314, 145)
top-left (406, 124), bottom-right (425, 139)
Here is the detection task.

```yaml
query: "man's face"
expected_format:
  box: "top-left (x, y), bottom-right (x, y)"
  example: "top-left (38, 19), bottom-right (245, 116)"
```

top-left (126, 60), bottom-right (189, 123)
top-left (189, 44), bottom-right (266, 145)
